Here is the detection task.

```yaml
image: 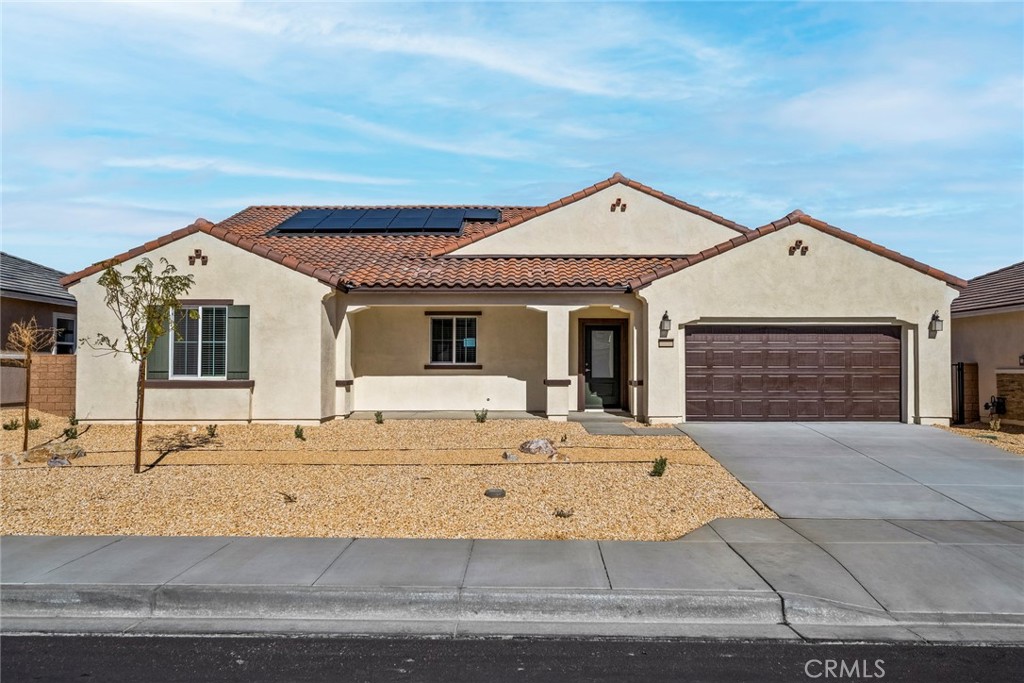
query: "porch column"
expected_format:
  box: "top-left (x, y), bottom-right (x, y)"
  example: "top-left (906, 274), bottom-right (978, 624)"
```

top-left (532, 305), bottom-right (579, 422)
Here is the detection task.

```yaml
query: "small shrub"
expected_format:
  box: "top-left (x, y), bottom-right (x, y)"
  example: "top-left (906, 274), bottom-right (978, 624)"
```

top-left (374, 411), bottom-right (384, 424)
top-left (560, 434), bottom-right (568, 444)
top-left (294, 425), bottom-right (305, 441)
top-left (2, 419), bottom-right (21, 431)
top-left (206, 424), bottom-right (218, 438)
top-left (27, 418), bottom-right (42, 430)
top-left (474, 408), bottom-right (488, 423)
top-left (650, 457), bottom-right (668, 477)
top-left (63, 426), bottom-right (78, 440)
top-left (68, 412), bottom-right (79, 426)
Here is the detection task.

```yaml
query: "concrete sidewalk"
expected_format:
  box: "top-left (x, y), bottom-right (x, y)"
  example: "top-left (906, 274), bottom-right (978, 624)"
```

top-left (3, 518), bottom-right (1022, 643)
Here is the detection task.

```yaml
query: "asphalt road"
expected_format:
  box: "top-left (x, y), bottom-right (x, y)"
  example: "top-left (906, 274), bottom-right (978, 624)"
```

top-left (3, 635), bottom-right (1022, 682)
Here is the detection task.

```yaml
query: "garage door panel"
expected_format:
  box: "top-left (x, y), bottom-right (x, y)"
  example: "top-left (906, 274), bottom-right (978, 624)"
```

top-left (685, 325), bottom-right (901, 422)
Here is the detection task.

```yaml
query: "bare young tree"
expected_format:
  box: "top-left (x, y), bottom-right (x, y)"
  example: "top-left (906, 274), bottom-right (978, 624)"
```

top-left (5, 318), bottom-right (58, 452)
top-left (82, 257), bottom-right (194, 473)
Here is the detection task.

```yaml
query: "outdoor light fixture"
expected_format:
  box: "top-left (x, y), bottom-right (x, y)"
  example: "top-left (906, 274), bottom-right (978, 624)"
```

top-left (1019, 353), bottom-right (1024, 367)
top-left (659, 311), bottom-right (672, 338)
top-left (929, 311), bottom-right (943, 335)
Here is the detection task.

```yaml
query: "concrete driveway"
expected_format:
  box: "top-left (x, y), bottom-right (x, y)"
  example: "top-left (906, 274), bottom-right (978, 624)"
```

top-left (682, 423), bottom-right (1024, 521)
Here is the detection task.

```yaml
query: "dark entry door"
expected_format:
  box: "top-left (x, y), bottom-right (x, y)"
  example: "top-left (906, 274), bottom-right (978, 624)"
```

top-left (584, 325), bottom-right (622, 408)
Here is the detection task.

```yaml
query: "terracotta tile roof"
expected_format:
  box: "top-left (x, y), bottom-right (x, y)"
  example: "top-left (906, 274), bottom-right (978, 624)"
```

top-left (951, 260), bottom-right (1024, 314)
top-left (60, 178), bottom-right (965, 295)
top-left (428, 172), bottom-right (748, 257)
top-left (625, 210), bottom-right (968, 290)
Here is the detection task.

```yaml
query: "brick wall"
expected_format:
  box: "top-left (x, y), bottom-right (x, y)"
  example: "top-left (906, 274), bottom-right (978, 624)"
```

top-left (996, 373), bottom-right (1024, 422)
top-left (28, 355), bottom-right (76, 417)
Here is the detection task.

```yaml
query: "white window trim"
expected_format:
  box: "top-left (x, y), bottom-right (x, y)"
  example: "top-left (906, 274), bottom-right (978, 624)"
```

top-left (429, 316), bottom-right (478, 365)
top-left (52, 312), bottom-right (76, 355)
top-left (169, 306), bottom-right (229, 380)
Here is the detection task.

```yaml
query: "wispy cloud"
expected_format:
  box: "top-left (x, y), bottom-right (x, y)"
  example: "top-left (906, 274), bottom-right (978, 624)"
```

top-left (104, 156), bottom-right (408, 185)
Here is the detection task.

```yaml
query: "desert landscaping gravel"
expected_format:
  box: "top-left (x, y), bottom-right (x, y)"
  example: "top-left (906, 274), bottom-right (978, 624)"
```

top-left (941, 422), bottom-right (1024, 456)
top-left (0, 410), bottom-right (774, 540)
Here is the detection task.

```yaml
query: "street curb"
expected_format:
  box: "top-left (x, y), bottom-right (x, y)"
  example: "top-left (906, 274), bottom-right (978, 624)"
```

top-left (2, 584), bottom-right (782, 626)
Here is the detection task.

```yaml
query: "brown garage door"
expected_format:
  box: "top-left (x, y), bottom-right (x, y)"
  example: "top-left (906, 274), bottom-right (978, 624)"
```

top-left (685, 325), bottom-right (901, 421)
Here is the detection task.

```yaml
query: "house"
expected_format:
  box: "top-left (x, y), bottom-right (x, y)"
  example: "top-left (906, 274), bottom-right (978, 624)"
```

top-left (951, 261), bottom-right (1024, 425)
top-left (1, 252), bottom-right (78, 411)
top-left (61, 174), bottom-right (966, 425)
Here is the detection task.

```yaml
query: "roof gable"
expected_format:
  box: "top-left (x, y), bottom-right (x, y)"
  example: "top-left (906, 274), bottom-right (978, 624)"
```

top-left (626, 210), bottom-right (967, 290)
top-left (431, 173), bottom-right (748, 257)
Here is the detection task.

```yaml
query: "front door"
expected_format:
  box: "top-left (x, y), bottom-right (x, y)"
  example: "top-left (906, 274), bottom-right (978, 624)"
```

top-left (583, 324), bottom-right (622, 409)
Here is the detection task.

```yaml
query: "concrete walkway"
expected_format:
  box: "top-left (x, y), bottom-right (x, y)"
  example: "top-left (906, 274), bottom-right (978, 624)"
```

top-left (3, 518), bottom-right (1022, 642)
top-left (683, 422), bottom-right (1024, 521)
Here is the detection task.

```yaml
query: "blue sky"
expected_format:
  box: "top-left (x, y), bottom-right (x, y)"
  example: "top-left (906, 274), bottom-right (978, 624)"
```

top-left (2, 1), bottom-right (1021, 278)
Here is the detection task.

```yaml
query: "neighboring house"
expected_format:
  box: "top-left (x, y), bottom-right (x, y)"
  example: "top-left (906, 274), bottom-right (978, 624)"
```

top-left (1, 252), bottom-right (78, 351)
top-left (61, 174), bottom-right (965, 425)
top-left (951, 261), bottom-right (1024, 425)
top-left (1, 252), bottom-right (78, 409)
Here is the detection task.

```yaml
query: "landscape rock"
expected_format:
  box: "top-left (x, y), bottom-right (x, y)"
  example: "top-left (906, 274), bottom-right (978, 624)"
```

top-left (501, 450), bottom-right (519, 462)
top-left (25, 443), bottom-right (87, 463)
top-left (1, 452), bottom-right (22, 467)
top-left (47, 456), bottom-right (71, 467)
top-left (519, 438), bottom-right (557, 456)
top-left (484, 488), bottom-right (506, 498)
top-left (548, 452), bottom-right (570, 463)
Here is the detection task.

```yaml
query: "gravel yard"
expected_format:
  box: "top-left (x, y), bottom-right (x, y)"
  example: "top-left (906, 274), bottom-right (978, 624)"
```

top-left (0, 410), bottom-right (774, 540)
top-left (940, 422), bottom-right (1024, 456)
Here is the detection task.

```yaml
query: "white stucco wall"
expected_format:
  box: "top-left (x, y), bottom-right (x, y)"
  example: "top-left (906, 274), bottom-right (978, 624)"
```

top-left (638, 222), bottom-right (960, 424)
top-left (952, 309), bottom-right (1024, 417)
top-left (350, 305), bottom-right (547, 411)
top-left (69, 231), bottom-right (335, 422)
top-left (452, 185), bottom-right (741, 256)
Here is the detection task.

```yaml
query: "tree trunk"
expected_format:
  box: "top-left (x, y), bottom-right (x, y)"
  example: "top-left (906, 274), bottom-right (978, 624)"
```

top-left (22, 351), bottom-right (31, 452)
top-left (134, 359), bottom-right (146, 474)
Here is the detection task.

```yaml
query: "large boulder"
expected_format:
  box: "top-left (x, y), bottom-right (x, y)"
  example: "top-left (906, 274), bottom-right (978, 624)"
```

top-left (519, 438), bottom-right (557, 457)
top-left (24, 443), bottom-right (86, 463)
top-left (0, 452), bottom-right (22, 467)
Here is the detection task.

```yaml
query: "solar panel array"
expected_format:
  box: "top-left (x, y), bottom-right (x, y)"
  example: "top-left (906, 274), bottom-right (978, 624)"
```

top-left (273, 208), bottom-right (502, 235)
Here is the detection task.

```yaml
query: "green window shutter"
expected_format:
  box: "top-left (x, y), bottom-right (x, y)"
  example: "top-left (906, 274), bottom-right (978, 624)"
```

top-left (146, 314), bottom-right (170, 380)
top-left (226, 305), bottom-right (250, 380)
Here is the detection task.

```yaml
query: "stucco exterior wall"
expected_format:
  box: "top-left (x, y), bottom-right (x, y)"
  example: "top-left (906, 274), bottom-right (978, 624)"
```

top-left (452, 185), bottom-right (741, 256)
top-left (350, 305), bottom-right (547, 411)
top-left (952, 310), bottom-right (1024, 418)
top-left (68, 231), bottom-right (334, 422)
top-left (638, 222), bottom-right (959, 424)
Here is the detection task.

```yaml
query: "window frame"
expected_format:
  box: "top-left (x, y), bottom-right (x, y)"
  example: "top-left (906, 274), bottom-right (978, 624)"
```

top-left (52, 312), bottom-right (76, 355)
top-left (168, 305), bottom-right (229, 380)
top-left (428, 315), bottom-right (479, 366)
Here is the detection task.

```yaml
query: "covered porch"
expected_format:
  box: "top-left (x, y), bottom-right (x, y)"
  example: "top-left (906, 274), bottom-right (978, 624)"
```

top-left (334, 298), bottom-right (645, 421)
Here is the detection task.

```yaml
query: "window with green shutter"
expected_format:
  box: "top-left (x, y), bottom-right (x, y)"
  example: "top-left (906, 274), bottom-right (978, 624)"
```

top-left (147, 305), bottom-right (249, 381)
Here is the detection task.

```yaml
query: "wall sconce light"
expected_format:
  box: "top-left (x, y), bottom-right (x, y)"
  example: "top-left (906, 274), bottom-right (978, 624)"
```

top-left (1018, 353), bottom-right (1024, 367)
top-left (928, 310), bottom-right (943, 335)
top-left (659, 311), bottom-right (672, 338)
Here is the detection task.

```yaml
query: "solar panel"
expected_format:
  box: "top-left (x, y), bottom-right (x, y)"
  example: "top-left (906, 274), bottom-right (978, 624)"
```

top-left (270, 206), bottom-right (501, 235)
top-left (463, 208), bottom-right (502, 222)
top-left (317, 209), bottom-right (365, 228)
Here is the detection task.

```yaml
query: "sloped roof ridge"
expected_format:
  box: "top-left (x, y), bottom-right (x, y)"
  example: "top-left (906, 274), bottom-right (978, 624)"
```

top-left (249, 204), bottom-right (530, 210)
top-left (624, 210), bottom-right (967, 290)
top-left (428, 173), bottom-right (749, 257)
top-left (950, 260), bottom-right (1024, 313)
